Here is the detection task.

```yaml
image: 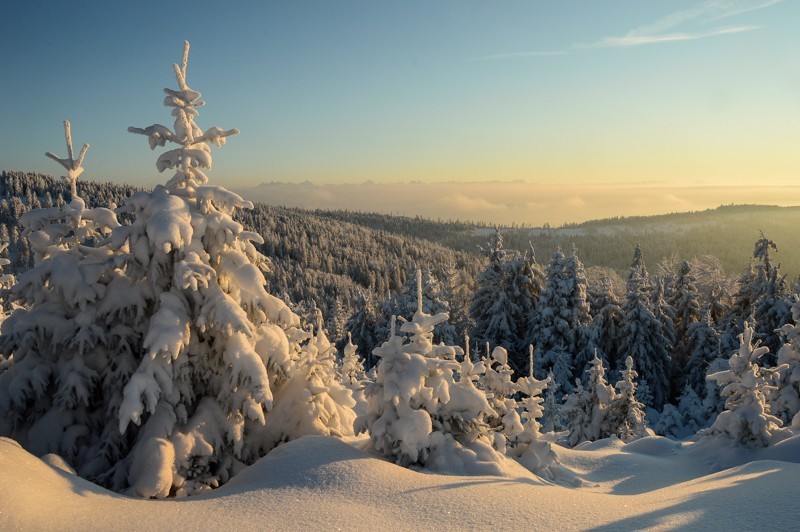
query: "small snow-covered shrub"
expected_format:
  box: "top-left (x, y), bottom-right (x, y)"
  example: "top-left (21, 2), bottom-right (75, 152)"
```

top-left (702, 323), bottom-right (789, 447)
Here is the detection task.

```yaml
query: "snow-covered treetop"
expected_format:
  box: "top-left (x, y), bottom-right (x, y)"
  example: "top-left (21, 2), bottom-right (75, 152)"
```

top-left (128, 41), bottom-right (239, 189)
top-left (753, 231), bottom-right (777, 270)
top-left (44, 120), bottom-right (89, 198)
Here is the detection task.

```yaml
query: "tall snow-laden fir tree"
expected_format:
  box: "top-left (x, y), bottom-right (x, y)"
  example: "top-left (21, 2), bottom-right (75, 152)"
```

top-left (684, 308), bottom-right (721, 399)
top-left (668, 261), bottom-right (702, 383)
top-left (470, 231), bottom-right (541, 368)
top-left (703, 323), bottom-right (788, 447)
top-left (720, 234), bottom-right (790, 358)
top-left (531, 246), bottom-right (590, 391)
top-left (586, 274), bottom-right (623, 371)
top-left (345, 290), bottom-right (381, 369)
top-left (0, 121), bottom-right (131, 485)
top-left (563, 247), bottom-right (597, 382)
top-left (441, 261), bottom-right (473, 340)
top-left (652, 276), bottom-right (676, 363)
top-left (503, 245), bottom-right (544, 358)
top-left (470, 229), bottom-right (506, 347)
top-left (618, 246), bottom-right (670, 409)
top-left (1, 43), bottom-right (357, 498)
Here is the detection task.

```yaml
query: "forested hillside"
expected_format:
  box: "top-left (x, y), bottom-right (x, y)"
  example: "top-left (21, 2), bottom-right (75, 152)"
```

top-left (0, 170), bottom-right (482, 342)
top-left (313, 205), bottom-right (800, 278)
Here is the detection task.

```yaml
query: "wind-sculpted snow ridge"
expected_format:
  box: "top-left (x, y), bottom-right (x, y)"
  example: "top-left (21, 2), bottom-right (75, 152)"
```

top-left (3, 434), bottom-right (800, 531)
top-left (0, 42), bottom-right (355, 498)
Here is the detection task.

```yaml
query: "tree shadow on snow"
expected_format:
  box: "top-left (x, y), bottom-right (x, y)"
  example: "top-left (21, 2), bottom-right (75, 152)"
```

top-left (589, 464), bottom-right (786, 530)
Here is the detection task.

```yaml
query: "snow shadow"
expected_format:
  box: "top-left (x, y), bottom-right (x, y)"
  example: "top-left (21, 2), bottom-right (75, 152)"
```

top-left (589, 463), bottom-right (787, 530)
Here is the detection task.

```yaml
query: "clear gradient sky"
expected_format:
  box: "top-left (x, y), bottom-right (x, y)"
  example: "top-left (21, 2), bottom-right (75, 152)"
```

top-left (1, 1), bottom-right (799, 198)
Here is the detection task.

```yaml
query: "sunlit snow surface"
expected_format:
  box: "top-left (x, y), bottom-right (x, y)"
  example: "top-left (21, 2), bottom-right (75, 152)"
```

top-left (1, 434), bottom-right (799, 530)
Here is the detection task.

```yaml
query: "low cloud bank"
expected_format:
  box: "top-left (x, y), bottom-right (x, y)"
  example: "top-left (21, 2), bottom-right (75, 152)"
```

top-left (235, 181), bottom-right (800, 226)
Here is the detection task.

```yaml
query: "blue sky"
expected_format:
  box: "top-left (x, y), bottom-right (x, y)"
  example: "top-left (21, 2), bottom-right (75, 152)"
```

top-left (1, 0), bottom-right (798, 193)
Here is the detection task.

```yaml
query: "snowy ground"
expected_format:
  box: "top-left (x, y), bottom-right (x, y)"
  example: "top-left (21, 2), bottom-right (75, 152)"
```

top-left (2, 434), bottom-right (799, 531)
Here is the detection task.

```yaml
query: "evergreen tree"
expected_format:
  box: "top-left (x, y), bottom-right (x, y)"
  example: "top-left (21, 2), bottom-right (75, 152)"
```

top-left (470, 229), bottom-right (506, 347)
top-left (345, 291), bottom-right (381, 369)
top-left (392, 267), bottom-right (457, 345)
top-left (479, 346), bottom-right (521, 451)
top-left (541, 369), bottom-right (562, 433)
top-left (358, 272), bottom-right (502, 471)
top-left (619, 246), bottom-right (671, 409)
top-left (506, 346), bottom-right (559, 478)
top-left (668, 261), bottom-right (702, 395)
top-left (340, 332), bottom-right (365, 387)
top-left (720, 234), bottom-right (790, 358)
top-left (441, 261), bottom-right (473, 340)
top-left (561, 355), bottom-right (614, 447)
top-left (531, 247), bottom-right (590, 391)
top-left (773, 295), bottom-right (800, 428)
top-left (606, 356), bottom-right (649, 442)
top-left (685, 309), bottom-right (721, 399)
top-left (703, 323), bottom-right (788, 447)
top-left (586, 274), bottom-right (623, 371)
top-left (1, 43), bottom-right (356, 498)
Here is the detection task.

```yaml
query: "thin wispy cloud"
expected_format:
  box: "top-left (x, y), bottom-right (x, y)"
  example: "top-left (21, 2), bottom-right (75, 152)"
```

top-left (590, 0), bottom-right (779, 48)
top-left (590, 24), bottom-right (760, 48)
top-left (474, 0), bottom-right (781, 60)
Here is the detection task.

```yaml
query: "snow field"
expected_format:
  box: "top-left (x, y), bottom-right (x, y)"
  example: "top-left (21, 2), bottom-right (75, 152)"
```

top-left (3, 434), bottom-right (799, 531)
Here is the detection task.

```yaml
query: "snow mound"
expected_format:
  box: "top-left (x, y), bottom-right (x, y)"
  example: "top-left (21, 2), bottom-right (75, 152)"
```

top-left (3, 435), bottom-right (800, 531)
top-left (621, 435), bottom-right (683, 456)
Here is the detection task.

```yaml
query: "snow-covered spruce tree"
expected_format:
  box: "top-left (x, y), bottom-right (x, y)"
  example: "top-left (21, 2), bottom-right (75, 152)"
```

top-left (479, 345), bottom-right (522, 451)
top-left (0, 243), bottom-right (14, 329)
top-left (441, 261), bottom-right (474, 341)
top-left (340, 332), bottom-right (366, 387)
top-left (0, 121), bottom-right (131, 475)
top-left (563, 247), bottom-right (598, 382)
top-left (677, 384), bottom-right (706, 432)
top-left (618, 246), bottom-right (670, 410)
top-left (3, 43), bottom-right (357, 498)
top-left (470, 229), bottom-right (507, 347)
top-left (668, 260), bottom-right (702, 394)
top-left (606, 356), bottom-right (649, 442)
top-left (531, 246), bottom-right (590, 391)
top-left (358, 272), bottom-right (502, 472)
top-left (651, 276), bottom-right (676, 371)
top-left (503, 244), bottom-right (544, 359)
top-left (470, 230), bottom-right (539, 367)
top-left (561, 355), bottom-right (614, 447)
top-left (720, 234), bottom-right (790, 358)
top-left (654, 404), bottom-right (686, 438)
top-left (345, 290), bottom-right (381, 369)
top-left (393, 267), bottom-right (457, 345)
top-left (506, 345), bottom-right (558, 477)
top-left (586, 274), bottom-right (624, 371)
top-left (117, 42), bottom-right (357, 496)
top-left (702, 323), bottom-right (788, 447)
top-left (774, 295), bottom-right (800, 428)
top-left (684, 308), bottom-right (721, 399)
top-left (541, 369), bottom-right (562, 432)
